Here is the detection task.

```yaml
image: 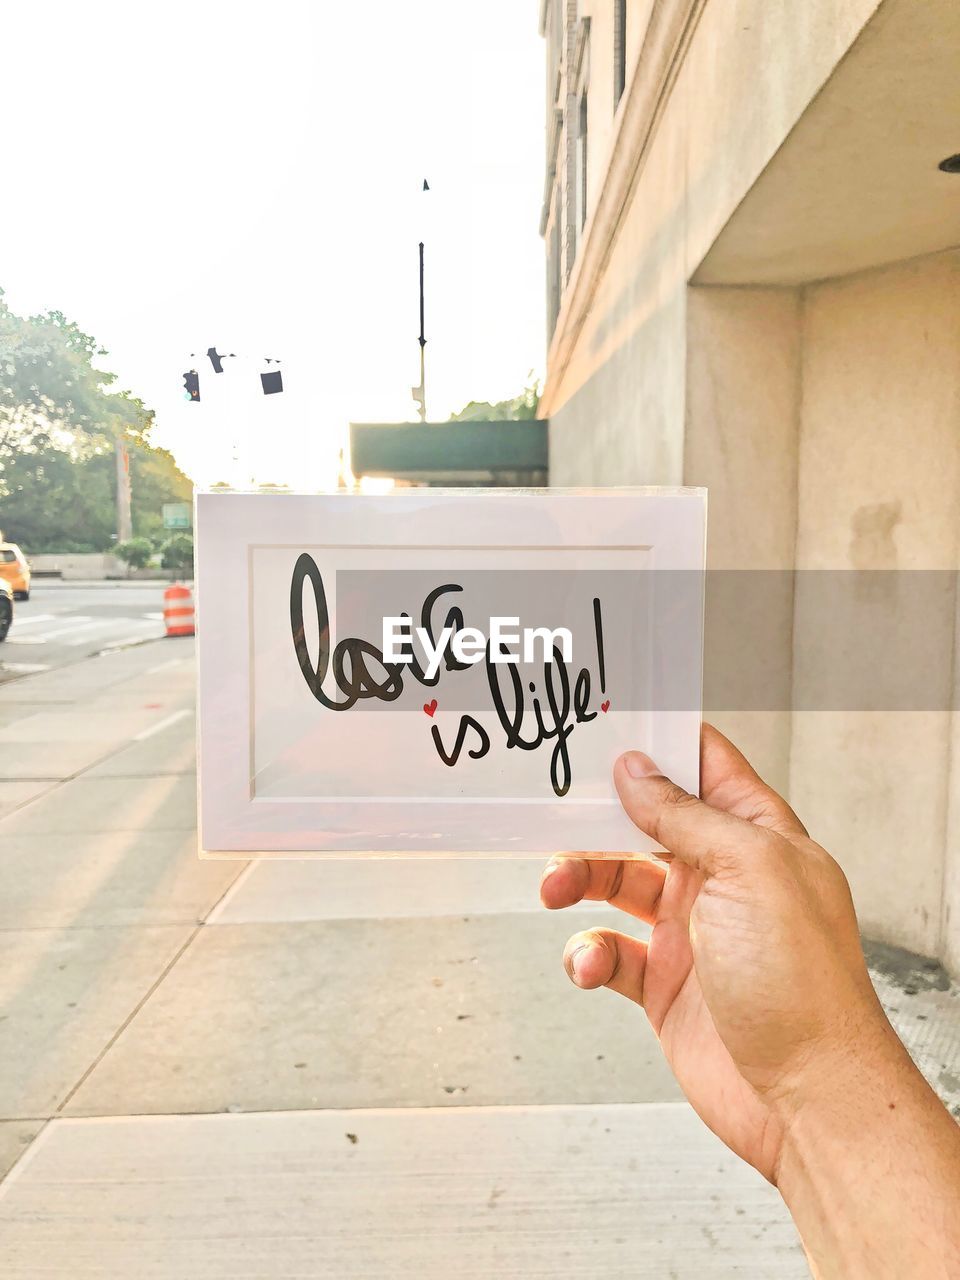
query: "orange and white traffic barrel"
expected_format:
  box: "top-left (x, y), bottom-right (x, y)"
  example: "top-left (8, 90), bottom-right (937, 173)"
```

top-left (163, 583), bottom-right (195, 637)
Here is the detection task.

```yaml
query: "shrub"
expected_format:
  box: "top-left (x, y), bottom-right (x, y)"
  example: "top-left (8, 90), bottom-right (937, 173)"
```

top-left (161, 533), bottom-right (194, 574)
top-left (114, 537), bottom-right (154, 570)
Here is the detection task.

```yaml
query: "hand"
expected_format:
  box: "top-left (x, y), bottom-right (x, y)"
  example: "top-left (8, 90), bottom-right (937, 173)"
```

top-left (540, 724), bottom-right (903, 1181)
top-left (542, 725), bottom-right (960, 1277)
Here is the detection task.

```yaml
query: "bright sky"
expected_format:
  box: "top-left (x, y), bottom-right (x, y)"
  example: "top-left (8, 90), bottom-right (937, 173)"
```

top-left (1, 1), bottom-right (546, 488)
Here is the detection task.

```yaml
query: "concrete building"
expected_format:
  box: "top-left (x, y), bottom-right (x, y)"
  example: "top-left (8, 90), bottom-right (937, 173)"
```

top-left (539, 0), bottom-right (960, 970)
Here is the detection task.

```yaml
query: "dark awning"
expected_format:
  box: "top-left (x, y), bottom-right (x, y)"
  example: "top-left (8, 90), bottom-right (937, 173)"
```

top-left (349, 420), bottom-right (548, 485)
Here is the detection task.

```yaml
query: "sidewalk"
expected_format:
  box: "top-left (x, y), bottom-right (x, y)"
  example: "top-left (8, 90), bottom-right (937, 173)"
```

top-left (0, 639), bottom-right (954, 1275)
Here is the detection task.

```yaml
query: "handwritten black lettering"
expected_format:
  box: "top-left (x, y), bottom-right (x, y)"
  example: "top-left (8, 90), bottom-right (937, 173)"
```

top-left (290, 555), bottom-right (608, 797)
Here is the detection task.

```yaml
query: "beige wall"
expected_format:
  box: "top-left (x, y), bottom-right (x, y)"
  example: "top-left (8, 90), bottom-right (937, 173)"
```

top-left (683, 256), bottom-right (960, 958)
top-left (791, 252), bottom-right (960, 955)
top-left (684, 254), bottom-right (960, 959)
top-left (683, 286), bottom-right (801, 795)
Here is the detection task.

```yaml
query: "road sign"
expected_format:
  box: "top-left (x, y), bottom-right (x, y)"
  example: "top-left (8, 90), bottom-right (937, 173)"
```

top-left (163, 503), bottom-right (192, 530)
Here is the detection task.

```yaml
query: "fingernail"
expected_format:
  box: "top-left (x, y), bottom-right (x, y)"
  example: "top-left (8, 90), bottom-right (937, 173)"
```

top-left (622, 751), bottom-right (660, 779)
top-left (541, 859), bottom-right (562, 880)
top-left (569, 943), bottom-right (591, 982)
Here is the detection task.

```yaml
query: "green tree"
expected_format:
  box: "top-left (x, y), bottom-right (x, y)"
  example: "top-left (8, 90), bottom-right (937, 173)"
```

top-left (0, 289), bottom-right (147, 457)
top-left (0, 289), bottom-right (192, 553)
top-left (128, 443), bottom-right (192, 544)
top-left (449, 374), bottom-right (541, 422)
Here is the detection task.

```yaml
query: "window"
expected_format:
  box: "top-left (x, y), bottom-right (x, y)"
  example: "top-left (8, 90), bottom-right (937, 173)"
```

top-left (576, 91), bottom-right (588, 233)
top-left (0, 550), bottom-right (15, 564)
top-left (614, 0), bottom-right (627, 107)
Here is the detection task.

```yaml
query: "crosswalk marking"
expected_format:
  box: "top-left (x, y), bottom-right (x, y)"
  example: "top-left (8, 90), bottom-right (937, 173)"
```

top-left (66, 618), bottom-right (158, 647)
top-left (12, 616), bottom-right (94, 643)
top-left (7, 616), bottom-right (164, 647)
top-left (6, 613), bottom-right (58, 628)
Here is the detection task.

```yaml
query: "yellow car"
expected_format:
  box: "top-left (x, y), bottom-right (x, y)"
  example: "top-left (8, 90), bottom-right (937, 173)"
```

top-left (0, 543), bottom-right (31, 600)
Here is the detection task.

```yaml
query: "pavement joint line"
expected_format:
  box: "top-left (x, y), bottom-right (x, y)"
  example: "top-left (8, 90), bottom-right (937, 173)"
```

top-left (134, 707), bottom-right (192, 741)
top-left (146, 658), bottom-right (186, 676)
top-left (0, 825), bottom-right (198, 834)
top-left (0, 1119), bottom-right (52, 1195)
top-left (51, 860), bottom-right (249, 1117)
top-left (0, 757), bottom-right (193, 821)
top-left (0, 698), bottom-right (195, 820)
top-left (0, 924), bottom-right (201, 935)
top-left (25, 1101), bottom-right (700, 1125)
top-left (203, 859), bottom-right (258, 923)
top-left (0, 1103), bottom-right (704, 1186)
top-left (53, 924), bottom-right (207, 1117)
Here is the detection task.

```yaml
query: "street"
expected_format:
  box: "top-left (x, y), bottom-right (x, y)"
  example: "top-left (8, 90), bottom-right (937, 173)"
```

top-left (0, 623), bottom-right (813, 1277)
top-left (0, 581), bottom-right (168, 683)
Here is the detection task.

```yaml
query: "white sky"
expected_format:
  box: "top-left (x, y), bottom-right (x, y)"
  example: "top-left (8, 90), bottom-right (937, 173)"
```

top-left (1, 1), bottom-right (546, 488)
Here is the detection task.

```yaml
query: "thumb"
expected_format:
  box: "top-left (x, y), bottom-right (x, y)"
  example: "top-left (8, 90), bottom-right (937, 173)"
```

top-left (614, 751), bottom-right (764, 875)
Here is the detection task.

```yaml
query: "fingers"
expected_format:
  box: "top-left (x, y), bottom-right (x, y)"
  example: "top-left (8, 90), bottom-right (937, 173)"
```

top-left (700, 723), bottom-right (807, 837)
top-left (563, 928), bottom-right (648, 1006)
top-left (614, 750), bottom-right (765, 875)
top-left (540, 855), bottom-right (666, 923)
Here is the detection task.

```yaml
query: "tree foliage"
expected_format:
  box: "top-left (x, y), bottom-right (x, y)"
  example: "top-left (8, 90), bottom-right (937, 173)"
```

top-left (0, 289), bottom-right (192, 552)
top-left (449, 374), bottom-right (541, 423)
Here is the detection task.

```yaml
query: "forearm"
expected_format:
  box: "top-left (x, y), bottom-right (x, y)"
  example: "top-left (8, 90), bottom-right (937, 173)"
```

top-left (777, 1029), bottom-right (960, 1278)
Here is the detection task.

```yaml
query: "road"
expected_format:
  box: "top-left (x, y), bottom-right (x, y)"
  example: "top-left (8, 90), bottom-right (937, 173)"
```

top-left (0, 581), bottom-right (171, 683)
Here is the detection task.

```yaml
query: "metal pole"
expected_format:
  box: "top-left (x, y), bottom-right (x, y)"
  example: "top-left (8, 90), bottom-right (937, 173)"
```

top-left (417, 240), bottom-right (427, 422)
top-left (115, 437), bottom-right (132, 543)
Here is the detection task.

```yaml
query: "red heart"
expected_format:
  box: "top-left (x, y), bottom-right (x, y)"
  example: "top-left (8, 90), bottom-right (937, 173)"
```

top-left (601, 700), bottom-right (610, 713)
top-left (423, 699), bottom-right (438, 717)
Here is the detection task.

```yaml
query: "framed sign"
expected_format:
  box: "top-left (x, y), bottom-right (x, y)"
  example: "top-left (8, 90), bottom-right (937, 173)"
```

top-left (195, 488), bottom-right (706, 858)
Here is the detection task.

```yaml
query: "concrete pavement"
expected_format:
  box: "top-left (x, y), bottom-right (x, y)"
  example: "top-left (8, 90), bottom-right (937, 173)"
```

top-left (0, 1106), bottom-right (807, 1279)
top-left (0, 634), bottom-right (955, 1274)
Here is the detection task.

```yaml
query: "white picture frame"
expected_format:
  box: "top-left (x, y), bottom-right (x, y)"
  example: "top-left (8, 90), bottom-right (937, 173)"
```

top-left (196, 488), bottom-right (706, 858)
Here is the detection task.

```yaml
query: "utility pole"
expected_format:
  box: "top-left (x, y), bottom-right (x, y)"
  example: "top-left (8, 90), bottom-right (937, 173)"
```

top-left (412, 239), bottom-right (427, 422)
top-left (115, 437), bottom-right (132, 543)
top-left (411, 178), bottom-right (430, 422)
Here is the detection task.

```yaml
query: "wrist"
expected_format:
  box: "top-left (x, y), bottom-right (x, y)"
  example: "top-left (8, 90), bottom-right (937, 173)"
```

top-left (775, 1022), bottom-right (960, 1278)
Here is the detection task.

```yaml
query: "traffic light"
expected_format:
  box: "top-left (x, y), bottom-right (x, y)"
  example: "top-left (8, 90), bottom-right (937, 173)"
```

top-left (183, 370), bottom-right (200, 402)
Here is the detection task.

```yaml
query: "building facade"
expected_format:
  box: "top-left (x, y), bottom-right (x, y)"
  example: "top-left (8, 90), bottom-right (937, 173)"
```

top-left (540, 0), bottom-right (960, 969)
